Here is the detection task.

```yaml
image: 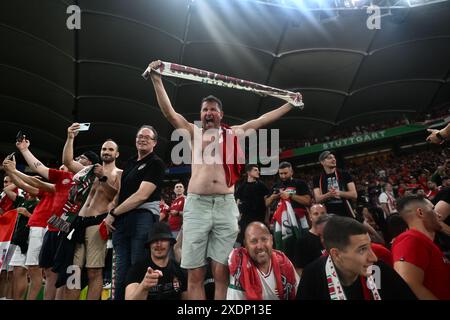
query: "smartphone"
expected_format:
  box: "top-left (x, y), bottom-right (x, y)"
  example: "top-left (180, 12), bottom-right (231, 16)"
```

top-left (78, 123), bottom-right (91, 131)
top-left (16, 130), bottom-right (26, 142)
top-left (6, 152), bottom-right (15, 160)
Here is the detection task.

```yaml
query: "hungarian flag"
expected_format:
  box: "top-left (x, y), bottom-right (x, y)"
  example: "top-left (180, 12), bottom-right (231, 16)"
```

top-left (0, 209), bottom-right (18, 270)
top-left (272, 200), bottom-right (300, 257)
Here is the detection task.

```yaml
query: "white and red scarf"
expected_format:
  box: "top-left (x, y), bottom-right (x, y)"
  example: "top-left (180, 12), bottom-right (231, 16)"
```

top-left (143, 62), bottom-right (303, 108)
top-left (229, 247), bottom-right (297, 300)
top-left (325, 255), bottom-right (381, 300)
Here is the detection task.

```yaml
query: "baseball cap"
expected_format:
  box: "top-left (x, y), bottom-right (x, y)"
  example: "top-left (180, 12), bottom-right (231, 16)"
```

top-left (82, 150), bottom-right (100, 164)
top-left (319, 150), bottom-right (333, 162)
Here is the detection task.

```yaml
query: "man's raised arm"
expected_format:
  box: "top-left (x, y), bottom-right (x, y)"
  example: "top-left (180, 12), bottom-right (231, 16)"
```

top-left (233, 95), bottom-right (301, 133)
top-left (148, 60), bottom-right (193, 133)
top-left (63, 123), bottom-right (85, 174)
top-left (16, 138), bottom-right (50, 180)
top-left (3, 158), bottom-right (54, 194)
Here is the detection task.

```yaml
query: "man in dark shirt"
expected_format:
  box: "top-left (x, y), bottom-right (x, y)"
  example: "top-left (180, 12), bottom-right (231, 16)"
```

top-left (313, 151), bottom-right (357, 218)
top-left (104, 125), bottom-right (166, 300)
top-left (266, 162), bottom-right (311, 229)
top-left (266, 162), bottom-right (311, 262)
top-left (125, 222), bottom-right (187, 300)
top-left (294, 205), bottom-right (330, 276)
top-left (297, 216), bottom-right (416, 300)
top-left (235, 164), bottom-right (270, 245)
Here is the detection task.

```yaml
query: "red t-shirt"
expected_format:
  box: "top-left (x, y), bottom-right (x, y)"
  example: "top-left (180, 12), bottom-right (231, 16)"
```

top-left (168, 196), bottom-right (185, 232)
top-left (392, 229), bottom-right (450, 300)
top-left (28, 190), bottom-right (55, 228)
top-left (0, 188), bottom-right (18, 212)
top-left (47, 169), bottom-right (73, 231)
top-left (426, 190), bottom-right (438, 200)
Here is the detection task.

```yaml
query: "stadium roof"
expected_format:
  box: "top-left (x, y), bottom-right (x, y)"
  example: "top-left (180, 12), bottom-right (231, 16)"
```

top-left (1, 0), bottom-right (450, 162)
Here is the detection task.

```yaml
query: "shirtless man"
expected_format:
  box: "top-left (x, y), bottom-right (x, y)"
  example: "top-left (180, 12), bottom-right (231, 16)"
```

top-left (62, 123), bottom-right (122, 300)
top-left (148, 60), bottom-right (302, 299)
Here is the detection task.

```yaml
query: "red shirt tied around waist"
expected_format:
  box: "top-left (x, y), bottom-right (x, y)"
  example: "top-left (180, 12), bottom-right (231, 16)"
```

top-left (47, 168), bottom-right (73, 231)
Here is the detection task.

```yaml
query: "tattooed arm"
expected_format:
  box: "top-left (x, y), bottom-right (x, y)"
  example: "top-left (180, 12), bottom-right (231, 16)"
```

top-left (16, 138), bottom-right (50, 180)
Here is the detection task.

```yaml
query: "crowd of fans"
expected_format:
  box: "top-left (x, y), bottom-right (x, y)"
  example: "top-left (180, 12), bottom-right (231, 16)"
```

top-left (0, 122), bottom-right (449, 301)
top-left (279, 109), bottom-right (450, 152)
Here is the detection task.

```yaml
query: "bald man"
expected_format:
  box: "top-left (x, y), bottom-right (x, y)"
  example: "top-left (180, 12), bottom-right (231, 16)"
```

top-left (294, 204), bottom-right (330, 276)
top-left (227, 222), bottom-right (299, 300)
top-left (392, 195), bottom-right (450, 300)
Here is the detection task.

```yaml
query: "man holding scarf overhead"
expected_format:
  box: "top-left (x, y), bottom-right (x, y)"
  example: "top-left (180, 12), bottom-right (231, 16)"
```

top-left (147, 59), bottom-right (302, 300)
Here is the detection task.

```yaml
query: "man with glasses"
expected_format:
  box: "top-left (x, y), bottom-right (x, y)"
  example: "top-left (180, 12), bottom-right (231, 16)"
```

top-left (103, 125), bottom-right (165, 300)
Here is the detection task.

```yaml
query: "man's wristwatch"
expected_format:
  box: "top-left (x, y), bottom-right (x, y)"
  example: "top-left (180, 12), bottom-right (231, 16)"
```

top-left (109, 208), bottom-right (118, 218)
top-left (99, 176), bottom-right (108, 182)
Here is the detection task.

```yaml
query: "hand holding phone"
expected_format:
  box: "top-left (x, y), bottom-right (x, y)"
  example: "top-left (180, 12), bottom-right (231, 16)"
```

top-left (16, 131), bottom-right (27, 143)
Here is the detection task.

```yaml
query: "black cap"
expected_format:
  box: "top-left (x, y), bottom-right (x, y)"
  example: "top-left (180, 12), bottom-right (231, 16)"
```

top-left (145, 222), bottom-right (176, 248)
top-left (82, 151), bottom-right (100, 164)
top-left (319, 150), bottom-right (332, 162)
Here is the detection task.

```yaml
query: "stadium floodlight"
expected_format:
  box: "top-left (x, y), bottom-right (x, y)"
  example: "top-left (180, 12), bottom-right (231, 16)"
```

top-left (406, 0), bottom-right (447, 6)
top-left (225, 0), bottom-right (449, 10)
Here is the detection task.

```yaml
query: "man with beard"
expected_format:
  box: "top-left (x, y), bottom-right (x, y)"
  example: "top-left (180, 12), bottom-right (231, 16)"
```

top-left (62, 123), bottom-right (122, 300)
top-left (313, 151), bottom-right (357, 218)
top-left (227, 222), bottom-right (299, 300)
top-left (15, 135), bottom-right (96, 300)
top-left (392, 195), bottom-right (450, 300)
top-left (266, 162), bottom-right (311, 229)
top-left (147, 60), bottom-right (302, 299)
top-left (266, 162), bottom-right (311, 261)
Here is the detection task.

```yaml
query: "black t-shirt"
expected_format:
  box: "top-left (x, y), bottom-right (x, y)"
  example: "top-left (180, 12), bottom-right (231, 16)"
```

top-left (296, 256), bottom-right (417, 300)
top-left (11, 196), bottom-right (39, 252)
top-left (313, 170), bottom-right (354, 217)
top-left (119, 152), bottom-right (165, 204)
top-left (125, 258), bottom-right (187, 300)
top-left (294, 231), bottom-right (325, 269)
top-left (271, 178), bottom-right (310, 211)
top-left (235, 180), bottom-right (270, 221)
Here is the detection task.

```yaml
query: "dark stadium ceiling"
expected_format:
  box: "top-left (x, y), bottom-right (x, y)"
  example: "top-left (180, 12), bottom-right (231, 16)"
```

top-left (1, 0), bottom-right (450, 162)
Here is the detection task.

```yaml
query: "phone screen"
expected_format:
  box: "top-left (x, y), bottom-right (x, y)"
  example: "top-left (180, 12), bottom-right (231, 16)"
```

top-left (78, 123), bottom-right (91, 131)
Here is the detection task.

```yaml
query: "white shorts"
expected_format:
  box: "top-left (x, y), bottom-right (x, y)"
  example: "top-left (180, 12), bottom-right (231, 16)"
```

top-left (9, 246), bottom-right (27, 268)
top-left (25, 227), bottom-right (46, 266)
top-left (0, 244), bottom-right (15, 272)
